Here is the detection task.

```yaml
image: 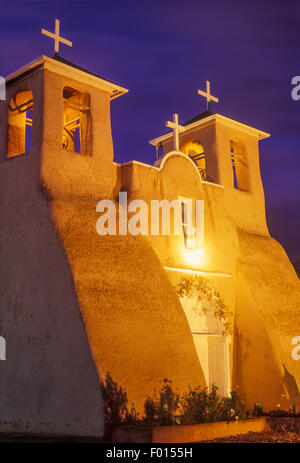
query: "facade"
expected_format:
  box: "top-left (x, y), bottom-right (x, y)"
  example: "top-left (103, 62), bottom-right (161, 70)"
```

top-left (0, 55), bottom-right (300, 436)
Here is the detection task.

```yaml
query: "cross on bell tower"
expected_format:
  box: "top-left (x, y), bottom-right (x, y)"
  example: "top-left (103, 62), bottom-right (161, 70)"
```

top-left (166, 113), bottom-right (186, 151)
top-left (42, 19), bottom-right (73, 55)
top-left (198, 80), bottom-right (219, 112)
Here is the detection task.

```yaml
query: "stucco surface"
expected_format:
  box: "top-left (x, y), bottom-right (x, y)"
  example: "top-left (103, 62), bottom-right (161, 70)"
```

top-left (0, 71), bottom-right (104, 436)
top-left (118, 150), bottom-right (300, 410)
top-left (50, 197), bottom-right (206, 411)
top-left (234, 231), bottom-right (300, 409)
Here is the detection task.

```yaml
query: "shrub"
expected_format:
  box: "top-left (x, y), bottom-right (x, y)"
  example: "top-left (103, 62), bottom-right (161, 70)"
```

top-left (230, 386), bottom-right (246, 419)
top-left (143, 379), bottom-right (180, 426)
top-left (180, 384), bottom-right (246, 425)
top-left (101, 373), bottom-right (246, 428)
top-left (126, 401), bottom-right (140, 425)
top-left (144, 395), bottom-right (157, 424)
top-left (101, 372), bottom-right (129, 426)
top-left (101, 372), bottom-right (140, 426)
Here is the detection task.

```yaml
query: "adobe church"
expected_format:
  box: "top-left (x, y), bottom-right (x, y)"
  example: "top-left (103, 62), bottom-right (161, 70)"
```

top-left (0, 21), bottom-right (300, 438)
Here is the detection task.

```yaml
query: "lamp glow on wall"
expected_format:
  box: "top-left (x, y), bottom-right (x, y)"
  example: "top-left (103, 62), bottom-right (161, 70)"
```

top-left (183, 246), bottom-right (205, 267)
top-left (182, 226), bottom-right (205, 266)
top-left (180, 198), bottom-right (205, 267)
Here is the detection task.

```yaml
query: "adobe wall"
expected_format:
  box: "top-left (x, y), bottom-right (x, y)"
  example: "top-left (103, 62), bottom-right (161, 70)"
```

top-left (41, 90), bottom-right (300, 413)
top-left (50, 197), bottom-right (207, 411)
top-left (120, 154), bottom-right (238, 394)
top-left (121, 152), bottom-right (300, 411)
top-left (121, 154), bottom-right (239, 275)
top-left (39, 76), bottom-right (207, 411)
top-left (234, 230), bottom-right (300, 410)
top-left (0, 70), bottom-right (104, 436)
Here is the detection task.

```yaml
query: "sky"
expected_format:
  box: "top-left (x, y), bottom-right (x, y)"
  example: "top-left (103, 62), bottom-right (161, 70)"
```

top-left (1, 0), bottom-right (300, 260)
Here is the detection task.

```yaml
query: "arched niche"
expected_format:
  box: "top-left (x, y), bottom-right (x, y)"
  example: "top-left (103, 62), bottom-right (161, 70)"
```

top-left (180, 139), bottom-right (206, 180)
top-left (7, 90), bottom-right (33, 158)
top-left (62, 86), bottom-right (92, 155)
top-left (230, 137), bottom-right (249, 191)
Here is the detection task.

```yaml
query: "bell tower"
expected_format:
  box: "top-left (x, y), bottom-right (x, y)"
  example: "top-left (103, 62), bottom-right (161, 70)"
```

top-left (1, 53), bottom-right (127, 197)
top-left (0, 50), bottom-right (128, 437)
top-left (150, 107), bottom-right (270, 236)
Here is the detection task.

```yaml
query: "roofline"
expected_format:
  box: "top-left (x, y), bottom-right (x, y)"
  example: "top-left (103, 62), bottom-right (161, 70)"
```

top-left (5, 55), bottom-right (128, 100)
top-left (149, 113), bottom-right (270, 146)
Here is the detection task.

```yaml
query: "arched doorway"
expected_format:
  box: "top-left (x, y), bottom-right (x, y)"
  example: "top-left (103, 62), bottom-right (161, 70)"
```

top-left (176, 277), bottom-right (231, 396)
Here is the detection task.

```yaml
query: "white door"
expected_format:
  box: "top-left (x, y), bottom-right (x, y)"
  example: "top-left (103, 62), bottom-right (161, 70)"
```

top-left (192, 333), bottom-right (229, 396)
top-left (180, 293), bottom-right (231, 396)
top-left (208, 336), bottom-right (228, 396)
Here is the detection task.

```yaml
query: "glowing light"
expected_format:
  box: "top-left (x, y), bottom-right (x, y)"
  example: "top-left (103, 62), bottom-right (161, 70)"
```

top-left (183, 246), bottom-right (205, 267)
top-left (185, 235), bottom-right (196, 250)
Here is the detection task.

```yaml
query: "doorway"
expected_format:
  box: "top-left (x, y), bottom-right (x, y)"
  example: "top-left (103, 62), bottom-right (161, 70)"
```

top-left (180, 291), bottom-right (231, 396)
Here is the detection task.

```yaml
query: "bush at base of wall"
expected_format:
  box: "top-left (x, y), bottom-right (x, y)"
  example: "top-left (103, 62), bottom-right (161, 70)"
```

top-left (101, 373), bottom-right (246, 430)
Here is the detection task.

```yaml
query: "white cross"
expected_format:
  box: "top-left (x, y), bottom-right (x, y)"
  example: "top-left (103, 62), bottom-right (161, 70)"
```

top-left (198, 80), bottom-right (219, 111)
top-left (42, 19), bottom-right (72, 55)
top-left (166, 113), bottom-right (186, 151)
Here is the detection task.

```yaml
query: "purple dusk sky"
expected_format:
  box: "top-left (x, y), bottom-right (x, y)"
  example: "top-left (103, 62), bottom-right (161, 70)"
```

top-left (1, 0), bottom-right (300, 260)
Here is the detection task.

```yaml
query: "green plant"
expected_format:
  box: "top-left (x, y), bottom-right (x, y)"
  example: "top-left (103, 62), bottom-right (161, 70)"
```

top-left (100, 372), bottom-right (130, 426)
top-left (230, 386), bottom-right (246, 419)
top-left (143, 379), bottom-right (180, 426)
top-left (180, 384), bottom-right (246, 425)
top-left (144, 395), bottom-right (157, 424)
top-left (101, 373), bottom-right (247, 428)
top-left (125, 401), bottom-right (140, 424)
